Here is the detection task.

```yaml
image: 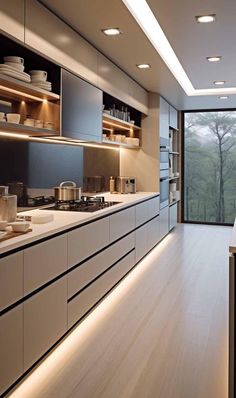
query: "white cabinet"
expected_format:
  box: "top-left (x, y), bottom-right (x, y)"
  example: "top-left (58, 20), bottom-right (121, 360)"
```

top-left (25, 0), bottom-right (98, 86)
top-left (0, 0), bottom-right (24, 42)
top-left (160, 206), bottom-right (169, 240)
top-left (147, 216), bottom-right (160, 251)
top-left (159, 96), bottom-right (169, 145)
top-left (68, 218), bottom-right (109, 268)
top-left (135, 224), bottom-right (148, 263)
top-left (128, 77), bottom-right (148, 115)
top-left (147, 196), bottom-right (160, 219)
top-left (109, 206), bottom-right (135, 242)
top-left (169, 203), bottom-right (177, 230)
top-left (68, 251), bottom-right (135, 328)
top-left (0, 306), bottom-right (23, 395)
top-left (0, 252), bottom-right (23, 311)
top-left (23, 278), bottom-right (67, 370)
top-left (169, 105), bottom-right (178, 130)
top-left (24, 235), bottom-right (67, 295)
top-left (135, 201), bottom-right (148, 227)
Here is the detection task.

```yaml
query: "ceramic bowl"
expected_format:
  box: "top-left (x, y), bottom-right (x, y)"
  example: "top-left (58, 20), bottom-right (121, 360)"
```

top-left (4, 62), bottom-right (24, 72)
top-left (9, 221), bottom-right (30, 232)
top-left (29, 70), bottom-right (47, 82)
top-left (6, 113), bottom-right (21, 124)
top-left (0, 220), bottom-right (8, 230)
top-left (4, 56), bottom-right (24, 64)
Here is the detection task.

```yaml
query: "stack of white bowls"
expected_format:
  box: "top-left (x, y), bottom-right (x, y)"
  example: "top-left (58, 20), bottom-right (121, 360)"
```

top-left (29, 70), bottom-right (52, 91)
top-left (0, 56), bottom-right (31, 82)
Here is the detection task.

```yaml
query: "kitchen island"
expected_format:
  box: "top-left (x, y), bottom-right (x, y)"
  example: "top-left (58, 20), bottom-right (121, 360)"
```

top-left (0, 192), bottom-right (163, 396)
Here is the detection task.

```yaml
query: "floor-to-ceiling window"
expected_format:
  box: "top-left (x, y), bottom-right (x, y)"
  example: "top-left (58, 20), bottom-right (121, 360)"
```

top-left (184, 110), bottom-right (236, 224)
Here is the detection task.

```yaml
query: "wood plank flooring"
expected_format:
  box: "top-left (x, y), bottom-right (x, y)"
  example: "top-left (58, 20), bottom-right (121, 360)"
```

top-left (9, 224), bottom-right (231, 398)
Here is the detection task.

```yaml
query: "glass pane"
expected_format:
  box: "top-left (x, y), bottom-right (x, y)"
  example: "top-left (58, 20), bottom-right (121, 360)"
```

top-left (184, 111), bottom-right (236, 224)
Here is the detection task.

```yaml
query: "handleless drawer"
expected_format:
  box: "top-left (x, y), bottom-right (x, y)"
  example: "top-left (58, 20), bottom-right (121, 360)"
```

top-left (135, 224), bottom-right (148, 263)
top-left (109, 206), bottom-right (135, 242)
top-left (68, 218), bottom-right (109, 268)
top-left (68, 233), bottom-right (135, 299)
top-left (147, 215), bottom-right (160, 251)
top-left (0, 252), bottom-right (23, 311)
top-left (147, 196), bottom-right (160, 220)
top-left (24, 235), bottom-right (68, 295)
top-left (135, 201), bottom-right (148, 227)
top-left (68, 250), bottom-right (135, 328)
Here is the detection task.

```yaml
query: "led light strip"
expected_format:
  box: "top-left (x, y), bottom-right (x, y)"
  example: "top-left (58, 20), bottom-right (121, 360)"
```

top-left (122, 0), bottom-right (236, 96)
top-left (0, 85), bottom-right (48, 102)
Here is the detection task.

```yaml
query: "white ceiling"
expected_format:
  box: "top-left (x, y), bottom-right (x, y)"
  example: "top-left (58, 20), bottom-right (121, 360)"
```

top-left (41, 0), bottom-right (236, 110)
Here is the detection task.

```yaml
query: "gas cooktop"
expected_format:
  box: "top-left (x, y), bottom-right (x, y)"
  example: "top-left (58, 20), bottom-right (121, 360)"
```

top-left (41, 196), bottom-right (121, 213)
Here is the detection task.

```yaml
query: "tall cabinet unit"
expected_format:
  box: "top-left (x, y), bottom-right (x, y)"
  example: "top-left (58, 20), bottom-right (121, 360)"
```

top-left (169, 105), bottom-right (180, 230)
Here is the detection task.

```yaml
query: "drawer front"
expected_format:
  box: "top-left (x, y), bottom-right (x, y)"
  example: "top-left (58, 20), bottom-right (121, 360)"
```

top-left (0, 252), bottom-right (23, 311)
top-left (135, 224), bottom-right (148, 263)
top-left (169, 203), bottom-right (177, 230)
top-left (24, 235), bottom-right (67, 295)
top-left (135, 201), bottom-right (148, 227)
top-left (0, 305), bottom-right (23, 395)
top-left (68, 218), bottom-right (109, 268)
top-left (110, 206), bottom-right (135, 242)
top-left (147, 216), bottom-right (160, 251)
top-left (24, 278), bottom-right (67, 371)
top-left (147, 196), bottom-right (160, 220)
top-left (68, 233), bottom-right (135, 299)
top-left (68, 251), bottom-right (135, 328)
top-left (160, 206), bottom-right (169, 240)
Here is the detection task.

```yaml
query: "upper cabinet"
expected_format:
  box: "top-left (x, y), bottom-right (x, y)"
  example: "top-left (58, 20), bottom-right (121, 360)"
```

top-left (159, 97), bottom-right (169, 146)
top-left (169, 105), bottom-right (178, 130)
top-left (0, 0), bottom-right (24, 42)
top-left (61, 69), bottom-right (102, 142)
top-left (24, 0), bottom-right (98, 86)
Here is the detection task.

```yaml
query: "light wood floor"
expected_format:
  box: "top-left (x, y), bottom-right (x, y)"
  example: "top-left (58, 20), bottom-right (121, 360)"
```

top-left (9, 224), bottom-right (231, 398)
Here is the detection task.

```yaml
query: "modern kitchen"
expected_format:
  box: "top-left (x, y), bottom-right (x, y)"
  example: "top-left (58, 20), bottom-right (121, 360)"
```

top-left (0, 1), bottom-right (235, 398)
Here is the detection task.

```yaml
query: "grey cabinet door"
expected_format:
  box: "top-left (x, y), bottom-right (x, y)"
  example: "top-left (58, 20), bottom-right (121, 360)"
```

top-left (61, 69), bottom-right (102, 142)
top-left (159, 96), bottom-right (169, 146)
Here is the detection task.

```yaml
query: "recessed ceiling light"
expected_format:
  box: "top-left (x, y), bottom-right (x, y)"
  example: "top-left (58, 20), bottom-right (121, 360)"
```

top-left (218, 96), bottom-right (229, 100)
top-left (206, 56), bottom-right (221, 62)
top-left (195, 14), bottom-right (216, 23)
top-left (136, 63), bottom-right (151, 69)
top-left (214, 81), bottom-right (226, 85)
top-left (102, 28), bottom-right (122, 36)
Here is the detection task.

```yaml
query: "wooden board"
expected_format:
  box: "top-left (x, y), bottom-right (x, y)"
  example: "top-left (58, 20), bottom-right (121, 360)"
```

top-left (0, 229), bottom-right (32, 242)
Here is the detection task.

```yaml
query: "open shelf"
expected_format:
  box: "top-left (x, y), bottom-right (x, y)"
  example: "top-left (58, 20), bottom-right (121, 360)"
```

top-left (103, 113), bottom-right (141, 131)
top-left (0, 121), bottom-right (59, 136)
top-left (0, 74), bottom-right (60, 102)
top-left (169, 127), bottom-right (179, 132)
top-left (169, 151), bottom-right (179, 155)
top-left (102, 139), bottom-right (140, 149)
top-left (169, 176), bottom-right (180, 181)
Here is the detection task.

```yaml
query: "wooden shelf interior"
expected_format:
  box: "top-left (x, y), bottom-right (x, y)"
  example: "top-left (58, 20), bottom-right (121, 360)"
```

top-left (102, 113), bottom-right (141, 147)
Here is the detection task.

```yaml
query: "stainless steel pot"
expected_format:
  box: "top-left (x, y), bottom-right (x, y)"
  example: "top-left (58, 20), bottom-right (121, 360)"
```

top-left (54, 181), bottom-right (81, 201)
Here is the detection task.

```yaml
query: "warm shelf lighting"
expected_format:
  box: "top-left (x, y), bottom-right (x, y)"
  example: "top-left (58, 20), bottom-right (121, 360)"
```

top-left (102, 28), bottom-right (122, 36)
top-left (218, 96), bottom-right (229, 100)
top-left (0, 85), bottom-right (46, 102)
top-left (103, 119), bottom-right (132, 131)
top-left (136, 63), bottom-right (151, 69)
top-left (214, 81), bottom-right (226, 85)
top-left (195, 14), bottom-right (216, 23)
top-left (206, 56), bottom-right (221, 62)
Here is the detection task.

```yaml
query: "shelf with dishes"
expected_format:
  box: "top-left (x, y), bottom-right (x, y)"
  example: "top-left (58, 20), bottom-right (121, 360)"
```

top-left (102, 113), bottom-right (141, 148)
top-left (0, 121), bottom-right (58, 137)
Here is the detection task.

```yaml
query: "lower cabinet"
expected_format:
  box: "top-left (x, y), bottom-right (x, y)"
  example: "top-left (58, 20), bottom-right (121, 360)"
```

top-left (23, 278), bottom-right (67, 370)
top-left (109, 206), bottom-right (135, 242)
top-left (135, 224), bottom-right (148, 263)
top-left (169, 203), bottom-right (177, 230)
top-left (159, 206), bottom-right (169, 240)
top-left (0, 305), bottom-right (23, 395)
top-left (68, 251), bottom-right (135, 329)
top-left (147, 216), bottom-right (160, 251)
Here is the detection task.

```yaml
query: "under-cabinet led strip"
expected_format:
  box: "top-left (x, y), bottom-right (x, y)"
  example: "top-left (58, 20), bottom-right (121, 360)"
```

top-left (0, 85), bottom-right (48, 102)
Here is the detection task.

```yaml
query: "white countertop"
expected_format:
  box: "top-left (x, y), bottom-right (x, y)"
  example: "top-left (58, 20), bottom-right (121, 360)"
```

top-left (0, 192), bottom-right (159, 255)
top-left (229, 219), bottom-right (236, 253)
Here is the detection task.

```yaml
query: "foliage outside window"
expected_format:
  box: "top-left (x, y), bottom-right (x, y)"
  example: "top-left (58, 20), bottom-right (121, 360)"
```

top-left (184, 111), bottom-right (236, 224)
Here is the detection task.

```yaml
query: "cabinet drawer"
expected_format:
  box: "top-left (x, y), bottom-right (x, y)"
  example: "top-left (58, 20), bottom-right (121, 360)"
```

top-left (68, 250), bottom-right (135, 328)
top-left (169, 203), bottom-right (177, 230)
top-left (147, 216), bottom-right (160, 251)
top-left (135, 201), bottom-right (148, 227)
top-left (24, 235), bottom-right (67, 295)
top-left (68, 233), bottom-right (135, 299)
top-left (0, 252), bottom-right (23, 311)
top-left (24, 278), bottom-right (67, 370)
top-left (110, 207), bottom-right (135, 242)
top-left (135, 224), bottom-right (148, 263)
top-left (0, 305), bottom-right (23, 396)
top-left (147, 196), bottom-right (160, 220)
top-left (68, 218), bottom-right (109, 268)
top-left (160, 206), bottom-right (169, 240)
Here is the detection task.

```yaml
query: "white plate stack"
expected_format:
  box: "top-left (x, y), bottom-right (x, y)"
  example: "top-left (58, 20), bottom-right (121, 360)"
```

top-left (0, 56), bottom-right (31, 82)
top-left (29, 70), bottom-right (52, 91)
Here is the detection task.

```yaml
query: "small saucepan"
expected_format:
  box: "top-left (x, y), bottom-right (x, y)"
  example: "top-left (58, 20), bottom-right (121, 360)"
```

top-left (54, 181), bottom-right (81, 201)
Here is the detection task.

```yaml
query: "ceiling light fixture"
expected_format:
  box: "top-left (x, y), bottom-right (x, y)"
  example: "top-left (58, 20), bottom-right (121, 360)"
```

top-left (102, 28), bottom-right (122, 36)
top-left (195, 14), bottom-right (216, 23)
top-left (136, 63), bottom-right (151, 69)
top-left (122, 0), bottom-right (236, 96)
top-left (218, 96), bottom-right (229, 100)
top-left (214, 81), bottom-right (226, 85)
top-left (206, 56), bottom-right (221, 62)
